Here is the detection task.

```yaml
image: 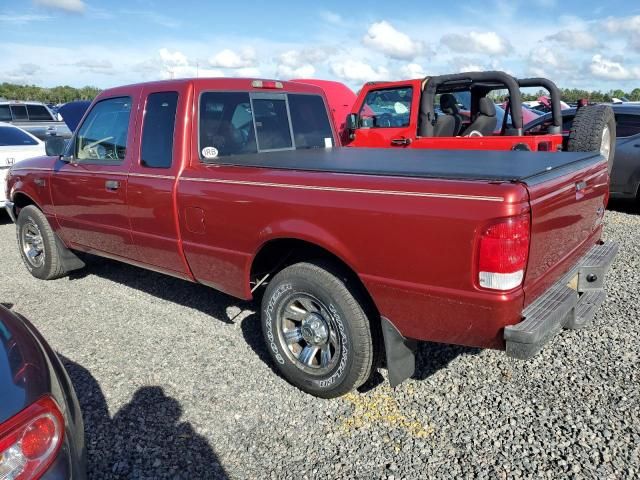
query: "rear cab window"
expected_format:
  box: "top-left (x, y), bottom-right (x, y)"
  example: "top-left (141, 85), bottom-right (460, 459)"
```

top-left (198, 90), bottom-right (333, 160)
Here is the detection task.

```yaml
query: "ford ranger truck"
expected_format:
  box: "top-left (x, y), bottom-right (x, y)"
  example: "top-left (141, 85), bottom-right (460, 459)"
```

top-left (4, 78), bottom-right (618, 399)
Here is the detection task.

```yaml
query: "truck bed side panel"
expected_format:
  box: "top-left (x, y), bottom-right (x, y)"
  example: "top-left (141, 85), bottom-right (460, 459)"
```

top-left (177, 163), bottom-right (529, 349)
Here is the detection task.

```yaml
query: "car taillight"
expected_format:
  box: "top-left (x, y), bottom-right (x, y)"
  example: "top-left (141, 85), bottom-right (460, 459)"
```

top-left (0, 396), bottom-right (64, 480)
top-left (478, 214), bottom-right (530, 291)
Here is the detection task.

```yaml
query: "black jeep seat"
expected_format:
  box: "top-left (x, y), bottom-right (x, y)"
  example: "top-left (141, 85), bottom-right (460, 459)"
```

top-left (440, 94), bottom-right (462, 135)
top-left (461, 97), bottom-right (497, 136)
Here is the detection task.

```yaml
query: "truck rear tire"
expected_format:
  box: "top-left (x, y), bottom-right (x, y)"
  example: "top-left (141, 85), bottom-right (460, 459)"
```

top-left (261, 261), bottom-right (375, 398)
top-left (567, 105), bottom-right (616, 173)
top-left (16, 205), bottom-right (68, 280)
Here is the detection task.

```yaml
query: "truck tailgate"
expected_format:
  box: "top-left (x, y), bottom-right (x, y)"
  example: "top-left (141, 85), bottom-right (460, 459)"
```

top-left (522, 155), bottom-right (609, 306)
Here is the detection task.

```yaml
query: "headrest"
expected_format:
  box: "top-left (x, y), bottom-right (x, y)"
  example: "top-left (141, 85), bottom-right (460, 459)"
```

top-left (440, 94), bottom-right (459, 115)
top-left (479, 97), bottom-right (496, 117)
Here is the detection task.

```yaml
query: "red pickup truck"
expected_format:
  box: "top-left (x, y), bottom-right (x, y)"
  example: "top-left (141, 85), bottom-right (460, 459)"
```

top-left (4, 78), bottom-right (617, 398)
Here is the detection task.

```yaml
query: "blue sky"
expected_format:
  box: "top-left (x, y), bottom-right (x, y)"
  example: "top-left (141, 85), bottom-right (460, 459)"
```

top-left (2, 0), bottom-right (640, 91)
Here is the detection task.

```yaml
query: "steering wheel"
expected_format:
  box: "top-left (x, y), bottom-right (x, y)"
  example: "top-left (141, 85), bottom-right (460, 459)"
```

top-left (85, 136), bottom-right (113, 149)
top-left (466, 130), bottom-right (484, 137)
top-left (375, 113), bottom-right (393, 128)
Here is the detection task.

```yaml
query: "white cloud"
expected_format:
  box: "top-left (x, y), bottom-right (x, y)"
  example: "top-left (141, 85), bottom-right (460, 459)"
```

top-left (588, 54), bottom-right (640, 81)
top-left (320, 10), bottom-right (343, 25)
top-left (330, 60), bottom-right (389, 83)
top-left (74, 59), bottom-right (115, 75)
top-left (525, 46), bottom-right (575, 78)
top-left (603, 15), bottom-right (640, 33)
top-left (362, 21), bottom-right (424, 60)
top-left (0, 13), bottom-right (52, 24)
top-left (159, 48), bottom-right (188, 67)
top-left (277, 64), bottom-right (315, 79)
top-left (441, 31), bottom-right (512, 56)
top-left (34, 0), bottom-right (85, 13)
top-left (399, 63), bottom-right (426, 78)
top-left (274, 48), bottom-right (329, 79)
top-left (545, 29), bottom-right (599, 50)
top-left (233, 67), bottom-right (261, 77)
top-left (209, 48), bottom-right (256, 69)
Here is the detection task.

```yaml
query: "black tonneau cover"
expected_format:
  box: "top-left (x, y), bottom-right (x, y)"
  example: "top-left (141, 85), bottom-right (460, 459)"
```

top-left (204, 148), bottom-right (603, 185)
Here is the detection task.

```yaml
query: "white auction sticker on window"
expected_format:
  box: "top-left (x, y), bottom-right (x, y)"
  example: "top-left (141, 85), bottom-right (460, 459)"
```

top-left (324, 137), bottom-right (333, 148)
top-left (202, 146), bottom-right (219, 159)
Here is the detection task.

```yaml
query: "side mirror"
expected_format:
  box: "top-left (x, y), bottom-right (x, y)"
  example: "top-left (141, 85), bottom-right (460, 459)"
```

top-left (45, 136), bottom-right (66, 157)
top-left (346, 113), bottom-right (359, 130)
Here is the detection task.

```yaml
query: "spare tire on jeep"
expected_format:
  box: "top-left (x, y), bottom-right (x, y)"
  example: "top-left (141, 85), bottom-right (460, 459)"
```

top-left (567, 104), bottom-right (616, 173)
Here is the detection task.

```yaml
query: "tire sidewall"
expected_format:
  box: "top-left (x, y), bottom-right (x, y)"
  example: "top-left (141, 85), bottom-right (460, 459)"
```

top-left (16, 207), bottom-right (54, 279)
top-left (604, 114), bottom-right (616, 174)
top-left (262, 272), bottom-right (358, 395)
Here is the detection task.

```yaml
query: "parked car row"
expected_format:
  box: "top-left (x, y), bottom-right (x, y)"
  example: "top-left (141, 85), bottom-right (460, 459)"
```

top-left (524, 104), bottom-right (640, 200)
top-left (0, 101), bottom-right (72, 141)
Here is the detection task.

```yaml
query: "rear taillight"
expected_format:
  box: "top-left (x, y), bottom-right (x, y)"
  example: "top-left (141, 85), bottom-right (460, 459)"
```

top-left (0, 396), bottom-right (64, 480)
top-left (478, 214), bottom-right (530, 291)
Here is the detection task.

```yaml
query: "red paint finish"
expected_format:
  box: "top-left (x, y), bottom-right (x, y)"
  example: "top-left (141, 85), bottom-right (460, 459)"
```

top-left (523, 163), bottom-right (609, 305)
top-left (5, 77), bottom-right (606, 352)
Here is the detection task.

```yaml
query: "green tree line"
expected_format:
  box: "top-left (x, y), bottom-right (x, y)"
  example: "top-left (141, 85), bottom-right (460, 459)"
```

top-left (521, 88), bottom-right (640, 103)
top-left (0, 83), bottom-right (101, 104)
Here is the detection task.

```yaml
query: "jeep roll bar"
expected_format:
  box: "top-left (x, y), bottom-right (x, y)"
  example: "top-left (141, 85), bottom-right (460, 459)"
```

top-left (517, 77), bottom-right (562, 134)
top-left (419, 71), bottom-right (524, 137)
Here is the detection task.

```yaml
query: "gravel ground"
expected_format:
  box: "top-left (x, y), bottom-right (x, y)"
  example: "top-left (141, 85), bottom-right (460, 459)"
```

top-left (1, 205), bottom-right (638, 480)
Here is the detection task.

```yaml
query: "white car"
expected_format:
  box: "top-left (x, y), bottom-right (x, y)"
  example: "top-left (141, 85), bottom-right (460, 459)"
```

top-left (1, 122), bottom-right (46, 208)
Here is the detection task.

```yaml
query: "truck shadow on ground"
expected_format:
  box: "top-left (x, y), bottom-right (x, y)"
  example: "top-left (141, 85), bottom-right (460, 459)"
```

top-left (67, 254), bottom-right (254, 325)
top-left (60, 356), bottom-right (228, 480)
top-left (67, 255), bottom-right (479, 391)
top-left (608, 198), bottom-right (640, 215)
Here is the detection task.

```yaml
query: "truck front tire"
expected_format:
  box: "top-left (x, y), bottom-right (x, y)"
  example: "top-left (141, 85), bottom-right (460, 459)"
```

top-left (567, 105), bottom-right (616, 173)
top-left (261, 261), bottom-right (375, 398)
top-left (16, 205), bottom-right (68, 280)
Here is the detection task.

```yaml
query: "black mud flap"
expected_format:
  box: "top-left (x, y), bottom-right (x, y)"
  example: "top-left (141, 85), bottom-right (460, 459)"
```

top-left (381, 316), bottom-right (417, 388)
top-left (54, 234), bottom-right (86, 272)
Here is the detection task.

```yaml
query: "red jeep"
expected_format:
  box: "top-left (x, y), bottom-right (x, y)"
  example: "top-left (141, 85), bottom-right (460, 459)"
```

top-left (341, 71), bottom-right (616, 171)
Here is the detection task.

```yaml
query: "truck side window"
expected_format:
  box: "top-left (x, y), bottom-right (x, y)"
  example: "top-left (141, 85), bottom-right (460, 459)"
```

top-left (0, 106), bottom-right (11, 122)
top-left (76, 97), bottom-right (132, 163)
top-left (200, 92), bottom-right (257, 157)
top-left (288, 94), bottom-right (334, 149)
top-left (616, 114), bottom-right (640, 138)
top-left (10, 105), bottom-right (28, 121)
top-left (141, 92), bottom-right (178, 169)
top-left (358, 87), bottom-right (412, 128)
top-left (26, 105), bottom-right (53, 121)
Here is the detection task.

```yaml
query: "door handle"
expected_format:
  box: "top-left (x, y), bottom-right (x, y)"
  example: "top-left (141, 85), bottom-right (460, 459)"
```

top-left (105, 180), bottom-right (120, 191)
top-left (391, 137), bottom-right (412, 146)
